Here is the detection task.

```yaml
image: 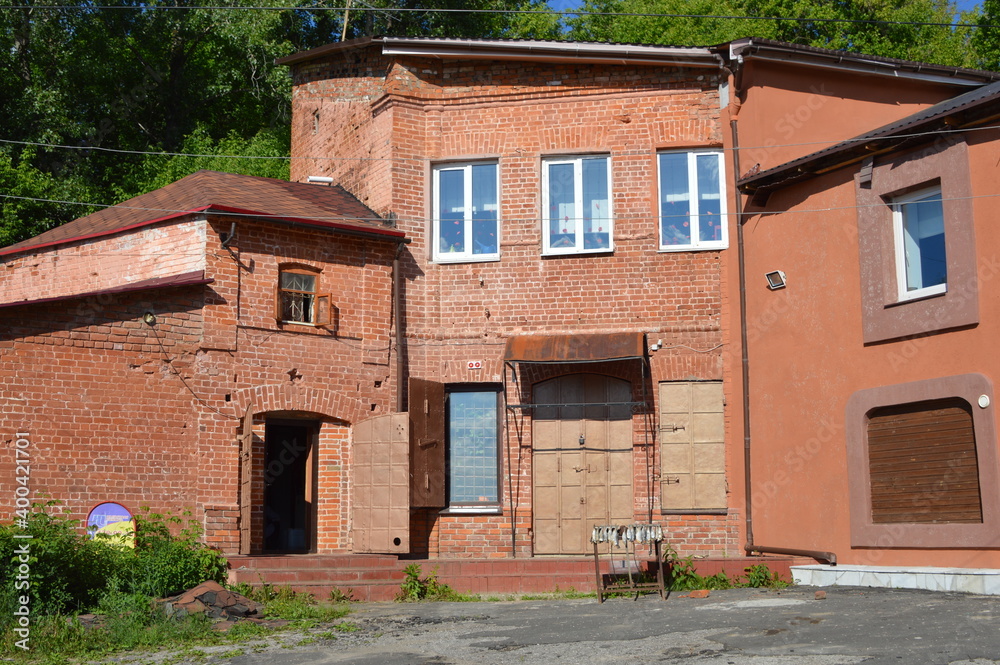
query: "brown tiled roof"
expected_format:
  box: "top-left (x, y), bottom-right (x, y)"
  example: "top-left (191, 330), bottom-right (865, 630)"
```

top-left (0, 170), bottom-right (405, 256)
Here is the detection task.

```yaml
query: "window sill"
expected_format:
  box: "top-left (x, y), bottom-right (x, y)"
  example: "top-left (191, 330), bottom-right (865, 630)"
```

top-left (889, 285), bottom-right (947, 306)
top-left (658, 244), bottom-right (728, 253)
top-left (432, 255), bottom-right (500, 264)
top-left (439, 506), bottom-right (502, 515)
top-left (542, 248), bottom-right (614, 258)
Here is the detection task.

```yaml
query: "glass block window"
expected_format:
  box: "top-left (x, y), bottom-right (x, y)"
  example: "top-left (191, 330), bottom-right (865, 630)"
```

top-left (447, 389), bottom-right (500, 505)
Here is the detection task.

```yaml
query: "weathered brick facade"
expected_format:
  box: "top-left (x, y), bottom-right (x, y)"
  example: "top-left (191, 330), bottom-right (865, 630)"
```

top-left (1, 202), bottom-right (400, 555)
top-left (285, 39), bottom-right (744, 559)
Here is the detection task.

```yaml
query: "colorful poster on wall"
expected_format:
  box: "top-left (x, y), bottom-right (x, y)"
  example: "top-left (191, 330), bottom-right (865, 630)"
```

top-left (87, 502), bottom-right (136, 548)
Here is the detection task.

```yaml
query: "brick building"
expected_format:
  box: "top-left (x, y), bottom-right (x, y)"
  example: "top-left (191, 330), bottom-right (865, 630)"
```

top-left (278, 37), bottom-right (743, 559)
top-left (0, 170), bottom-right (406, 555)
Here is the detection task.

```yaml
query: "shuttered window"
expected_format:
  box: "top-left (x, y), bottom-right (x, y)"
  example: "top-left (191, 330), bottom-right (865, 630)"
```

top-left (867, 398), bottom-right (982, 524)
top-left (659, 381), bottom-right (726, 511)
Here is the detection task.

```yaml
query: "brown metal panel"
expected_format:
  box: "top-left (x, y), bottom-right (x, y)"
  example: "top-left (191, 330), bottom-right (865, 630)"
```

top-left (503, 332), bottom-right (645, 363)
top-left (408, 377), bottom-right (446, 508)
top-left (238, 402), bottom-right (254, 555)
top-left (532, 374), bottom-right (634, 555)
top-left (868, 399), bottom-right (982, 524)
top-left (352, 413), bottom-right (410, 553)
top-left (659, 381), bottom-right (726, 511)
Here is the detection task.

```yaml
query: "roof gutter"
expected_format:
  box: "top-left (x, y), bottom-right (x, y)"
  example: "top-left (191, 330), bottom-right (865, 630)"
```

top-left (380, 37), bottom-right (721, 68)
top-left (729, 39), bottom-right (995, 87)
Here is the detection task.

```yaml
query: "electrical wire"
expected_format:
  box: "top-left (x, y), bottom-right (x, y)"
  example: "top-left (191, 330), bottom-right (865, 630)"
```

top-left (0, 4), bottom-right (993, 31)
top-left (3, 190), bottom-right (999, 225)
top-left (4, 123), bottom-right (999, 164)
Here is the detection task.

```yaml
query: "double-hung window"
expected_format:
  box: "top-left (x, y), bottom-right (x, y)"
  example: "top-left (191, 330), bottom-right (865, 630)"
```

top-left (542, 155), bottom-right (612, 255)
top-left (891, 187), bottom-right (946, 301)
top-left (658, 151), bottom-right (726, 251)
top-left (447, 387), bottom-right (501, 509)
top-left (432, 161), bottom-right (499, 262)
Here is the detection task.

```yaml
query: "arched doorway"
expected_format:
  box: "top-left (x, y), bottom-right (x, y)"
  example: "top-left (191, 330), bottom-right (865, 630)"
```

top-left (532, 374), bottom-right (634, 554)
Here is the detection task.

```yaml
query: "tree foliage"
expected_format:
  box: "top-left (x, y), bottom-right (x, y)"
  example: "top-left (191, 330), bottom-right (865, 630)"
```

top-left (0, 1), bottom-right (996, 248)
top-left (567, 0), bottom-right (980, 67)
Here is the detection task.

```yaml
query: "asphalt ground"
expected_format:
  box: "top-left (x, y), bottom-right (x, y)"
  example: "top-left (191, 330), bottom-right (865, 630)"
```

top-left (215, 586), bottom-right (1000, 665)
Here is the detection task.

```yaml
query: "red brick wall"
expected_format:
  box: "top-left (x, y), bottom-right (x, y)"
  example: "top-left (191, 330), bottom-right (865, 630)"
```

top-left (288, 45), bottom-right (742, 559)
top-left (0, 215), bottom-right (399, 555)
top-left (0, 220), bottom-right (206, 305)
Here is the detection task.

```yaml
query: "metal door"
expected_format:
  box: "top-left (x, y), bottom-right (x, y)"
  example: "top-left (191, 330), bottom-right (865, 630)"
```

top-left (533, 374), bottom-right (633, 554)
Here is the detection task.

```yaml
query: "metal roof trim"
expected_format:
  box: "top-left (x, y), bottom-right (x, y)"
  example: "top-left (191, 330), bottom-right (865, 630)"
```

top-left (503, 332), bottom-right (647, 364)
top-left (726, 37), bottom-right (1000, 86)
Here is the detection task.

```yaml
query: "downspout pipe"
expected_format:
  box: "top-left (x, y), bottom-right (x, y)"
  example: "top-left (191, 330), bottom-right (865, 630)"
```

top-left (729, 116), bottom-right (837, 568)
top-left (393, 240), bottom-right (406, 413)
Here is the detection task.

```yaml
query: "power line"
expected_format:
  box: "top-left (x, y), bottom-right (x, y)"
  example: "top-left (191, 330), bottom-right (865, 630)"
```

top-left (0, 5), bottom-right (993, 31)
top-left (3, 190), bottom-right (999, 228)
top-left (4, 123), bottom-right (1000, 165)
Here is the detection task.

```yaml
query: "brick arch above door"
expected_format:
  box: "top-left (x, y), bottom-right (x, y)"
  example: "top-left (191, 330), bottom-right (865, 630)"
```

top-left (231, 383), bottom-right (368, 424)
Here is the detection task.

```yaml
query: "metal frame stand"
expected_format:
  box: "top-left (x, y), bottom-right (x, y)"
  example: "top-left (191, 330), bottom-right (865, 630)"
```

top-left (592, 527), bottom-right (667, 603)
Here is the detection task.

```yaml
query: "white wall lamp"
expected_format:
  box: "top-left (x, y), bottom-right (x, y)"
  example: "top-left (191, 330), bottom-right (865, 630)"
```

top-left (306, 176), bottom-right (334, 185)
top-left (765, 270), bottom-right (787, 290)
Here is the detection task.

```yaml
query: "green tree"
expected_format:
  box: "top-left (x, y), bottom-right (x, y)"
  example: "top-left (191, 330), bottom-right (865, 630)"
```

top-left (567, 0), bottom-right (978, 67)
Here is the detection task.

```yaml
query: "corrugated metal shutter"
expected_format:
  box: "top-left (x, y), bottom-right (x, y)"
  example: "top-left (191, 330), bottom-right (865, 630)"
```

top-left (352, 413), bottom-right (410, 553)
top-left (408, 378), bottom-right (447, 508)
top-left (868, 398), bottom-right (982, 524)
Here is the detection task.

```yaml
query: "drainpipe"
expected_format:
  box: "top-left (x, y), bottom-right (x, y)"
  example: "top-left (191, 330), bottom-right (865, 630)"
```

top-left (393, 241), bottom-right (405, 413)
top-left (729, 117), bottom-right (837, 568)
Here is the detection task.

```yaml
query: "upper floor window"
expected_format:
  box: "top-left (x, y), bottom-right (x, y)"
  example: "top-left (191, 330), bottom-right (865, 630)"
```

top-left (892, 187), bottom-right (946, 301)
top-left (275, 265), bottom-right (330, 326)
top-left (542, 155), bottom-right (612, 255)
top-left (659, 151), bottom-right (726, 251)
top-left (432, 161), bottom-right (499, 262)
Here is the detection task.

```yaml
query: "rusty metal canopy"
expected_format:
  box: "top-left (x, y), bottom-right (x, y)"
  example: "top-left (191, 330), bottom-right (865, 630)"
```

top-left (503, 332), bottom-right (646, 364)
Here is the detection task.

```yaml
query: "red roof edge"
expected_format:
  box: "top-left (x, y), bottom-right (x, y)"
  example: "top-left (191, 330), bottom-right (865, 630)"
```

top-left (0, 204), bottom-right (407, 258)
top-left (0, 270), bottom-right (213, 310)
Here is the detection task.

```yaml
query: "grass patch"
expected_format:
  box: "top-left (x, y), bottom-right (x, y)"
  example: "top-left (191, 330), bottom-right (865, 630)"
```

top-left (395, 564), bottom-right (473, 602)
top-left (664, 547), bottom-right (791, 591)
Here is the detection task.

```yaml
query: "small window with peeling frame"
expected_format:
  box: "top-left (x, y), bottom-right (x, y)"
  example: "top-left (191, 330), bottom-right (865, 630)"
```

top-left (275, 266), bottom-right (331, 327)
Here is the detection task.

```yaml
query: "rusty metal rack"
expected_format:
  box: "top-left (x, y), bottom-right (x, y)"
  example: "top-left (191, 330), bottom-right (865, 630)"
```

top-left (591, 524), bottom-right (668, 603)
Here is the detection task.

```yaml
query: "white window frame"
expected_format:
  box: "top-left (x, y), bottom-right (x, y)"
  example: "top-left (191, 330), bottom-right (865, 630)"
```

top-left (657, 150), bottom-right (727, 251)
top-left (541, 155), bottom-right (614, 256)
top-left (891, 186), bottom-right (947, 302)
top-left (432, 161), bottom-right (500, 263)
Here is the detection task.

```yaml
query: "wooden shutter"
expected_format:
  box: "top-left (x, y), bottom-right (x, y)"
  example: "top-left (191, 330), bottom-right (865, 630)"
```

top-left (313, 294), bottom-right (332, 327)
top-left (868, 398), bottom-right (982, 524)
top-left (409, 378), bottom-right (447, 508)
top-left (659, 381), bottom-right (726, 511)
top-left (238, 402), bottom-right (254, 555)
top-left (352, 413), bottom-right (410, 553)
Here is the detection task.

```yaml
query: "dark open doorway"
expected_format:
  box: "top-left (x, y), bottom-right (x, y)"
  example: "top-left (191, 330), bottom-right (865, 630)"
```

top-left (263, 421), bottom-right (316, 553)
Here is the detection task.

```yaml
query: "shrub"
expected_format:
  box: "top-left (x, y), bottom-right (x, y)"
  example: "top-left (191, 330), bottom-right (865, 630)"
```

top-left (396, 564), bottom-right (466, 602)
top-left (0, 501), bottom-right (228, 630)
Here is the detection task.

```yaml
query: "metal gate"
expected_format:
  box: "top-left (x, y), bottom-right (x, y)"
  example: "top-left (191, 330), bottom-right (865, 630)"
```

top-left (532, 374), bottom-right (634, 555)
